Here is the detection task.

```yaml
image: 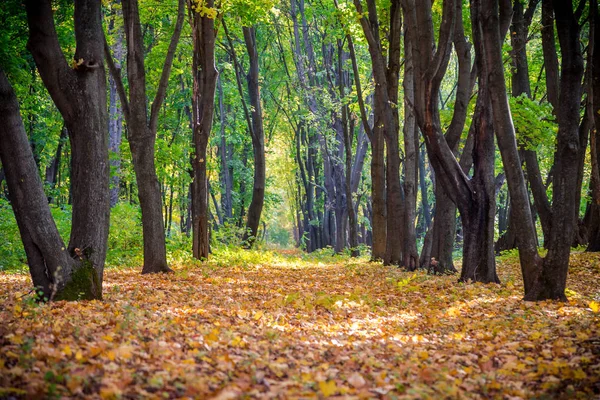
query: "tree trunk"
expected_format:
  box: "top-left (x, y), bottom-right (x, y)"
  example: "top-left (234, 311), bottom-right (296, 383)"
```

top-left (105, 0), bottom-right (184, 273)
top-left (23, 0), bottom-right (110, 300)
top-left (383, 0), bottom-right (404, 266)
top-left (189, 0), bottom-right (218, 260)
top-left (527, 0), bottom-right (584, 301)
top-left (338, 41), bottom-right (359, 256)
top-left (541, 0), bottom-right (560, 112)
top-left (218, 75), bottom-right (233, 220)
top-left (242, 26), bottom-right (266, 247)
top-left (479, 0), bottom-right (544, 298)
top-left (0, 70), bottom-right (82, 301)
top-left (589, 0), bottom-right (600, 252)
top-left (402, 33), bottom-right (419, 270)
top-left (107, 6), bottom-right (125, 208)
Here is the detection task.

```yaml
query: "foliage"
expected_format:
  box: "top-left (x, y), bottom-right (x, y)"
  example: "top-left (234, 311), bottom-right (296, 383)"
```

top-left (1, 250), bottom-right (598, 398)
top-left (106, 204), bottom-right (145, 269)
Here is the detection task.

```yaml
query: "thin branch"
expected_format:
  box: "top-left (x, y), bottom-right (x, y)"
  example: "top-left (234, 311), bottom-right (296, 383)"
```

top-left (149, 0), bottom-right (186, 134)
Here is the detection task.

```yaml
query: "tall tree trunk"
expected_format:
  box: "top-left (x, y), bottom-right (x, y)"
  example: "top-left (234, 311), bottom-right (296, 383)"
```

top-left (528, 0), bottom-right (584, 300)
top-left (189, 0), bottom-right (218, 260)
top-left (0, 70), bottom-right (80, 301)
top-left (589, 0), bottom-right (600, 252)
top-left (510, 0), bottom-right (551, 246)
top-left (383, 0), bottom-right (405, 266)
top-left (242, 26), bottom-right (266, 247)
top-left (344, 24), bottom-right (386, 260)
top-left (218, 75), bottom-right (233, 220)
top-left (338, 41), bottom-right (359, 257)
top-left (107, 5), bottom-right (125, 208)
top-left (354, 0), bottom-right (404, 263)
top-left (479, 0), bottom-right (544, 298)
top-left (403, 32), bottom-right (419, 270)
top-left (23, 0), bottom-right (110, 300)
top-left (105, 0), bottom-right (184, 272)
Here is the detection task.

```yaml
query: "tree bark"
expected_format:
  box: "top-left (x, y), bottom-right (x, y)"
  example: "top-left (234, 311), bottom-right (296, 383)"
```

top-left (479, 0), bottom-right (545, 297)
top-left (105, 0), bottom-right (184, 273)
top-left (402, 30), bottom-right (419, 270)
top-left (242, 26), bottom-right (266, 247)
top-left (0, 70), bottom-right (81, 301)
top-left (107, 5), bottom-right (125, 208)
top-left (23, 0), bottom-right (110, 300)
top-left (218, 74), bottom-right (233, 220)
top-left (189, 0), bottom-right (218, 260)
top-left (589, 0), bottom-right (600, 252)
top-left (527, 0), bottom-right (584, 301)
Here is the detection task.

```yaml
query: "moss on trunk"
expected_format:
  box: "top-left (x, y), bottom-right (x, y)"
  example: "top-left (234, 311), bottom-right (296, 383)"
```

top-left (53, 262), bottom-right (101, 301)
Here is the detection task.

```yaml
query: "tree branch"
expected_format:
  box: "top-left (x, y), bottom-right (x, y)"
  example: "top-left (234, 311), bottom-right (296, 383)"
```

top-left (149, 0), bottom-right (186, 134)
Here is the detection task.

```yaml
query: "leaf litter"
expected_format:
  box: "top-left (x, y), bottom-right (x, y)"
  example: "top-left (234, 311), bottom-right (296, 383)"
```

top-left (0, 250), bottom-right (599, 399)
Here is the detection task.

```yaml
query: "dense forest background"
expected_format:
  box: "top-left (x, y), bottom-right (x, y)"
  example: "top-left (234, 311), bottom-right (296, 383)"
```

top-left (0, 0), bottom-right (599, 302)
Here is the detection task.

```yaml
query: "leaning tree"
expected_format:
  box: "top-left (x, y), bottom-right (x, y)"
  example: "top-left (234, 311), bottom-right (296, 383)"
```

top-left (0, 0), bottom-right (110, 301)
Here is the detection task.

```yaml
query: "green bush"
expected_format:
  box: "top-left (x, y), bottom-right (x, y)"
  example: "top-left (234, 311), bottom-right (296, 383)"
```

top-left (0, 198), bottom-right (27, 272)
top-left (106, 203), bottom-right (144, 269)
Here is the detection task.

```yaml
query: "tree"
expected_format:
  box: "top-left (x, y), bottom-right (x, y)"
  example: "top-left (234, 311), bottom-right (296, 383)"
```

top-left (105, 0), bottom-right (185, 273)
top-left (353, 0), bottom-right (403, 265)
top-left (189, 0), bottom-right (218, 260)
top-left (241, 26), bottom-right (266, 247)
top-left (0, 0), bottom-right (110, 300)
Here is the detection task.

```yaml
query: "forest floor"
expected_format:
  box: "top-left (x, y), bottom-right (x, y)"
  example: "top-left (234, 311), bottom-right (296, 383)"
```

top-left (0, 249), bottom-right (599, 399)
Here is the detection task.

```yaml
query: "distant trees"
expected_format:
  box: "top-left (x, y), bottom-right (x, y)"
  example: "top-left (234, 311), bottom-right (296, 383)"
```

top-left (1, 0), bottom-right (598, 303)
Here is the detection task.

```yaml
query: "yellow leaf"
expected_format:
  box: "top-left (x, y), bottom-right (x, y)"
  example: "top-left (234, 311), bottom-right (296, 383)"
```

top-left (253, 310), bottom-right (264, 320)
top-left (115, 345), bottom-right (133, 360)
top-left (63, 345), bottom-right (72, 357)
top-left (75, 351), bottom-right (83, 361)
top-left (14, 305), bottom-right (22, 314)
top-left (102, 335), bottom-right (114, 342)
top-left (319, 380), bottom-right (337, 397)
top-left (446, 307), bottom-right (460, 317)
top-left (417, 350), bottom-right (429, 360)
top-left (106, 350), bottom-right (116, 361)
top-left (589, 301), bottom-right (599, 313)
top-left (205, 328), bottom-right (220, 344)
top-left (89, 346), bottom-right (103, 357)
top-left (573, 369), bottom-right (587, 380)
top-left (10, 335), bottom-right (23, 345)
top-left (99, 385), bottom-right (121, 400)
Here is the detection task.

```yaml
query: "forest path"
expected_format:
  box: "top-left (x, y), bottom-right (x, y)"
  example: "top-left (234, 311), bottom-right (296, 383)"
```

top-left (0, 251), bottom-right (599, 398)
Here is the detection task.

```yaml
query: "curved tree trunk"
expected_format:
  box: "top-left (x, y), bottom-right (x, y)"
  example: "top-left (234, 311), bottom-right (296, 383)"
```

top-left (23, 0), bottom-right (110, 300)
top-left (0, 70), bottom-right (80, 301)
